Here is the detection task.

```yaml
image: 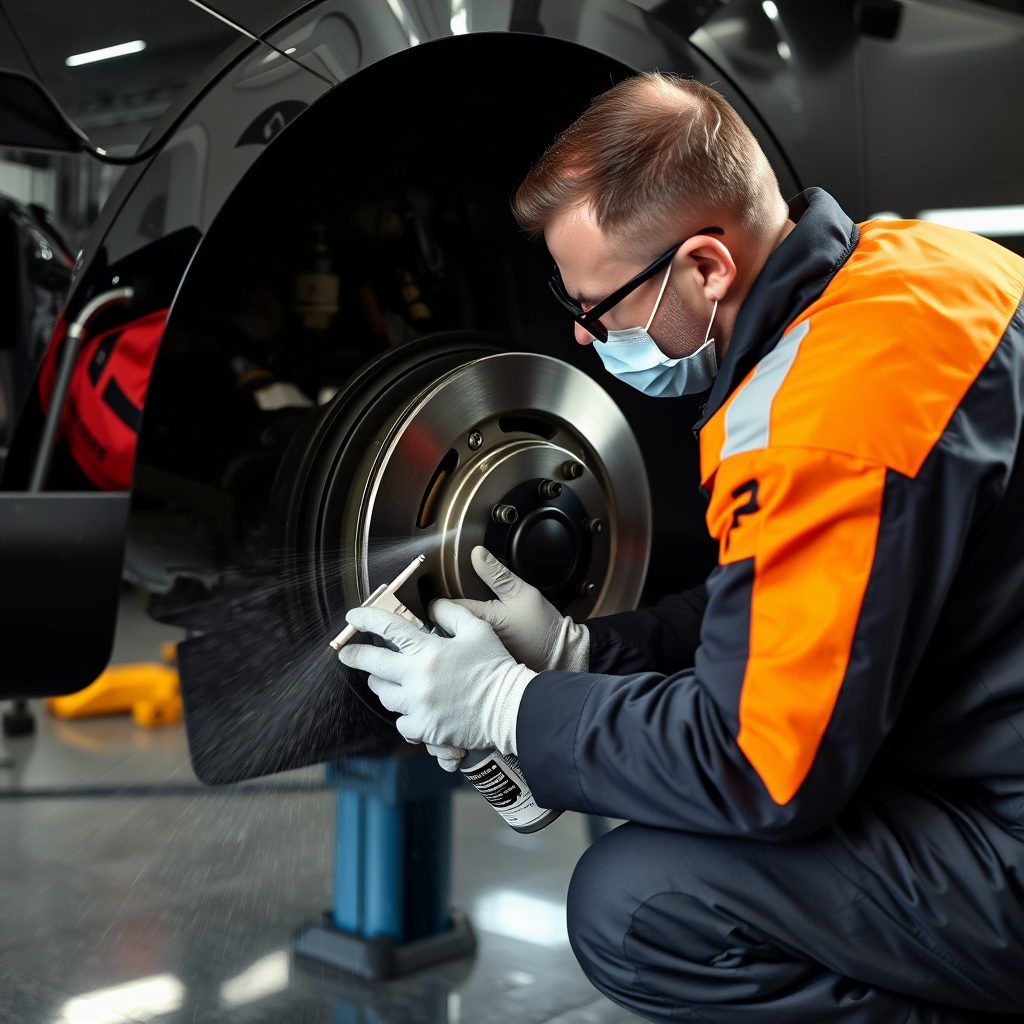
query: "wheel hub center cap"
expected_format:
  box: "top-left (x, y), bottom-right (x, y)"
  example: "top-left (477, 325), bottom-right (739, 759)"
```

top-left (511, 508), bottom-right (576, 590)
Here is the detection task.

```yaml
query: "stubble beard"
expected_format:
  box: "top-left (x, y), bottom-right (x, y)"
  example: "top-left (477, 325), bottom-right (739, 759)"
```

top-left (648, 283), bottom-right (713, 360)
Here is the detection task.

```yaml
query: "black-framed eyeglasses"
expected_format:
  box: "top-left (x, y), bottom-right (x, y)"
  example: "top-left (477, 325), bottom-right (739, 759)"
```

top-left (548, 226), bottom-right (724, 342)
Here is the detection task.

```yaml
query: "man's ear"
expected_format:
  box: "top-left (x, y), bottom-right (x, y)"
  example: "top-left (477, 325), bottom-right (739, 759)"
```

top-left (686, 237), bottom-right (737, 302)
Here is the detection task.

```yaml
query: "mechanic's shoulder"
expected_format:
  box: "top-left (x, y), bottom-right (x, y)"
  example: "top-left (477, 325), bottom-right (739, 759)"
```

top-left (746, 219), bottom-right (1024, 473)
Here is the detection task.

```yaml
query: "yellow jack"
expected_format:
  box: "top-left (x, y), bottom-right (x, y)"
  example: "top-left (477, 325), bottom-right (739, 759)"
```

top-left (46, 644), bottom-right (182, 728)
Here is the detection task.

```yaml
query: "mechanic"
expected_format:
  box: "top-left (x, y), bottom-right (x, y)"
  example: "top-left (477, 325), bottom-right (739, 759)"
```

top-left (340, 73), bottom-right (1024, 1023)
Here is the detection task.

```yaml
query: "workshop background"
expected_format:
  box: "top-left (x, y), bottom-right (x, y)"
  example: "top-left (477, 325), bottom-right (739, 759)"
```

top-left (3, 1), bottom-right (1024, 1022)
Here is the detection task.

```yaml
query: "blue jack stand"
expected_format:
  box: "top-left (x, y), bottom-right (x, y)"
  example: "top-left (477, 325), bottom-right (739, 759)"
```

top-left (295, 750), bottom-right (476, 979)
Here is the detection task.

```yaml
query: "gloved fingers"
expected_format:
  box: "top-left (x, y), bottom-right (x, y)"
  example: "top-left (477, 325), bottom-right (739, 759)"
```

top-left (395, 714), bottom-right (428, 745)
top-left (425, 742), bottom-right (466, 772)
top-left (428, 597), bottom-right (493, 638)
top-left (366, 674), bottom-right (408, 713)
top-left (449, 597), bottom-right (510, 632)
top-left (471, 546), bottom-right (527, 600)
top-left (345, 606), bottom-right (427, 651)
top-left (339, 641), bottom-right (405, 682)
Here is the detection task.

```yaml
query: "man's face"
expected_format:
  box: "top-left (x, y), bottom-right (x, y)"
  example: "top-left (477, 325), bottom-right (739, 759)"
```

top-left (545, 205), bottom-right (712, 357)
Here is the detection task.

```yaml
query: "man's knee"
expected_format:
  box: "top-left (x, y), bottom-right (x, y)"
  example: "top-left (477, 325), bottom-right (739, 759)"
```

top-left (565, 824), bottom-right (819, 1024)
top-left (566, 823), bottom-right (716, 1019)
top-left (566, 824), bottom-right (630, 978)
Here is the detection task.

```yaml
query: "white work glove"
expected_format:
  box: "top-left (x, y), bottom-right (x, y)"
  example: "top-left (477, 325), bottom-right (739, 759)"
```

top-left (339, 599), bottom-right (536, 770)
top-left (452, 546), bottom-right (590, 673)
top-left (424, 743), bottom-right (466, 773)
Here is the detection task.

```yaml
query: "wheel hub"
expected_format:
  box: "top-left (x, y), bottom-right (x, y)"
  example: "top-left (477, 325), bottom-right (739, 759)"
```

top-left (350, 351), bottom-right (650, 622)
top-left (437, 438), bottom-right (603, 607)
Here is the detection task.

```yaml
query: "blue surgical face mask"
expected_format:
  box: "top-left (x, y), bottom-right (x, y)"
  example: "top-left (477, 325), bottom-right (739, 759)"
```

top-left (591, 263), bottom-right (719, 398)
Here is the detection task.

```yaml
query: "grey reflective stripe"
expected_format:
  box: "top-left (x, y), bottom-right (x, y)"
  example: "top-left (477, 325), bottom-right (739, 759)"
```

top-left (720, 319), bottom-right (810, 461)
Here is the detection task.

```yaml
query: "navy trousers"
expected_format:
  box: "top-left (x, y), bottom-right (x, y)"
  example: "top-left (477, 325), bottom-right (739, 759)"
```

top-left (568, 786), bottom-right (1024, 1023)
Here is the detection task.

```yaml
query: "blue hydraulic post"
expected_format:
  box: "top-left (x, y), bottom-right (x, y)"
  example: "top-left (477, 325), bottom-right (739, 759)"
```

top-left (333, 789), bottom-right (363, 935)
top-left (295, 750), bottom-right (475, 979)
top-left (363, 795), bottom-right (403, 941)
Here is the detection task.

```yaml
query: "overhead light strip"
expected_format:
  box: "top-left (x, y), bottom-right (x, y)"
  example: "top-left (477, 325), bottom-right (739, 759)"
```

top-left (918, 205), bottom-right (1024, 238)
top-left (65, 40), bottom-right (146, 67)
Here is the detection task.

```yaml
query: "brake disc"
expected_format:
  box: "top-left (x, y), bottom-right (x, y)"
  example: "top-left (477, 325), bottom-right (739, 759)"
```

top-left (347, 351), bottom-right (651, 622)
top-left (271, 336), bottom-right (651, 722)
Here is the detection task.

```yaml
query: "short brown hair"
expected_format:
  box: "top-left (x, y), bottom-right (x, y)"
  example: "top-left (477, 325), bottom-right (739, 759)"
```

top-left (512, 73), bottom-right (779, 251)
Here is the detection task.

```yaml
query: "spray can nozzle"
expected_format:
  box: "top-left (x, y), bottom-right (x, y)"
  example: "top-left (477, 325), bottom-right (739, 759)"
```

top-left (328, 554), bottom-right (427, 651)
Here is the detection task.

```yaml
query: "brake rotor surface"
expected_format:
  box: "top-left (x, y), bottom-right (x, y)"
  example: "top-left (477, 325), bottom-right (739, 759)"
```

top-left (348, 351), bottom-right (651, 623)
top-left (274, 341), bottom-right (651, 725)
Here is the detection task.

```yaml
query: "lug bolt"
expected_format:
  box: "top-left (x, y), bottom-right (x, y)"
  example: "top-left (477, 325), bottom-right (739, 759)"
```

top-left (538, 479), bottom-right (562, 499)
top-left (492, 503), bottom-right (518, 525)
top-left (467, 430), bottom-right (483, 451)
top-left (578, 580), bottom-right (597, 598)
top-left (562, 460), bottom-right (584, 480)
top-left (584, 517), bottom-right (604, 535)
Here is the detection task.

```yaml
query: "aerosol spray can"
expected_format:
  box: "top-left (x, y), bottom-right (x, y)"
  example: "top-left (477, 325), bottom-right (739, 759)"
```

top-left (460, 751), bottom-right (562, 833)
top-left (331, 555), bottom-right (563, 833)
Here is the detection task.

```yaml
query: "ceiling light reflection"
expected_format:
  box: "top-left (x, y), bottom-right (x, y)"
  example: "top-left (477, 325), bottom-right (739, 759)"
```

top-left (918, 204), bottom-right (1024, 238)
top-left (473, 890), bottom-right (568, 947)
top-left (762, 1), bottom-right (780, 20)
top-left (66, 40), bottom-right (146, 67)
top-left (55, 973), bottom-right (184, 1024)
top-left (386, 0), bottom-right (421, 45)
top-left (451, 0), bottom-right (468, 34)
top-left (219, 950), bottom-right (290, 1006)
top-left (448, 990), bottom-right (461, 1024)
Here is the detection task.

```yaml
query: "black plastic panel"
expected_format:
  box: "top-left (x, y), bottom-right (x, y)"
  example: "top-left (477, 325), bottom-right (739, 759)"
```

top-left (0, 492), bottom-right (128, 698)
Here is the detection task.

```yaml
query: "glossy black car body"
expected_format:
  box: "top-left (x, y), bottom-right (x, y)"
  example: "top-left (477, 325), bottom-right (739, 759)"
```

top-left (2, 0), bottom-right (1021, 777)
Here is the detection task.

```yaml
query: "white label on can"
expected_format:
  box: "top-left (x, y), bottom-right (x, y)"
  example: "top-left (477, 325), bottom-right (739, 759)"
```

top-left (461, 751), bottom-right (552, 829)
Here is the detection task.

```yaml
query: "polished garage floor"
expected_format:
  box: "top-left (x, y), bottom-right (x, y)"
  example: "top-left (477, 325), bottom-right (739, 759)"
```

top-left (0, 588), bottom-right (643, 1024)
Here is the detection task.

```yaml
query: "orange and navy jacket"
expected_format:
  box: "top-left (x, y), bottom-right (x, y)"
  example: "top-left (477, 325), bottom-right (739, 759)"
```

top-left (518, 188), bottom-right (1024, 838)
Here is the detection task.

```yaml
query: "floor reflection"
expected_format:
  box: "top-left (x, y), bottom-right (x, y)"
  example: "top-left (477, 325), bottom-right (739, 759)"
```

top-left (0, 591), bottom-right (641, 1024)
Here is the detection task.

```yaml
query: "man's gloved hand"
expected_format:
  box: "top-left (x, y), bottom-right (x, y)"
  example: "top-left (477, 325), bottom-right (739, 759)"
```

top-left (452, 546), bottom-right (590, 673)
top-left (424, 743), bottom-right (467, 773)
top-left (339, 598), bottom-right (536, 770)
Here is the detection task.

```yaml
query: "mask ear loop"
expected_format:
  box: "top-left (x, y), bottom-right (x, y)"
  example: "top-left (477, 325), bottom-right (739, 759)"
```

top-left (703, 299), bottom-right (719, 346)
top-left (644, 263), bottom-right (674, 332)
